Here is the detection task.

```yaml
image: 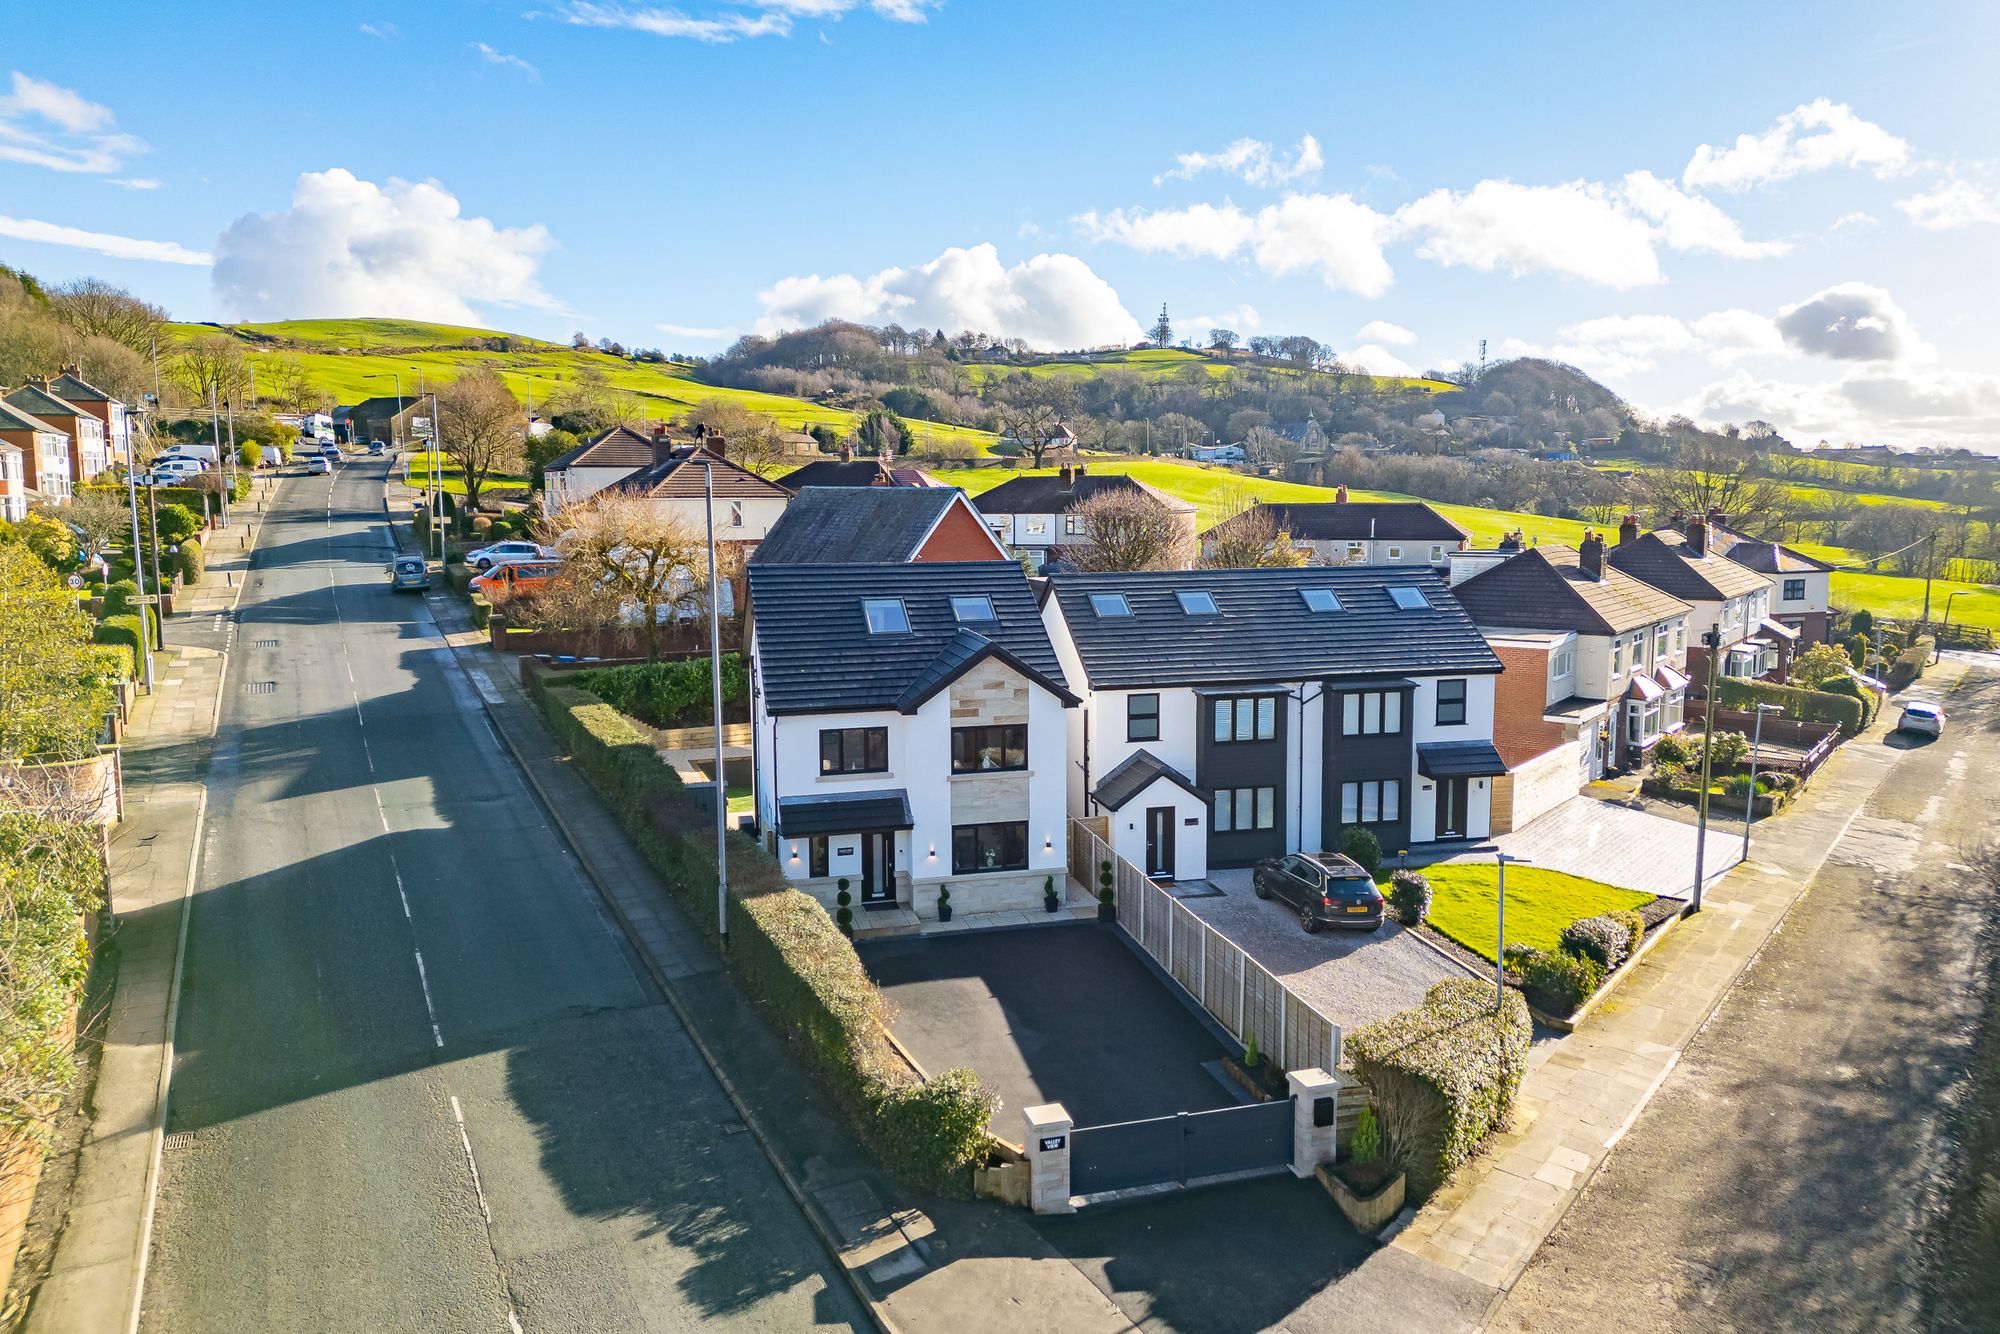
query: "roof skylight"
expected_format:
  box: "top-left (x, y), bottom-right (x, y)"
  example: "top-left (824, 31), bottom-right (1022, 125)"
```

top-left (1300, 588), bottom-right (1342, 612)
top-left (1388, 587), bottom-right (1431, 611)
top-left (951, 594), bottom-right (996, 623)
top-left (863, 598), bottom-right (910, 633)
top-left (1089, 592), bottom-right (1131, 618)
top-left (1176, 590), bottom-right (1218, 615)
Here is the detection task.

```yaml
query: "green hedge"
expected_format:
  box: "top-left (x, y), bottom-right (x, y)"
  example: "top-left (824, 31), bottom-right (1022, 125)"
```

top-left (1715, 677), bottom-right (1864, 735)
top-left (568, 655), bottom-right (749, 729)
top-left (0, 814), bottom-right (105, 1141)
top-left (1347, 977), bottom-right (1531, 1202)
top-left (470, 593), bottom-right (492, 630)
top-left (176, 538), bottom-right (204, 587)
top-left (1818, 675), bottom-right (1879, 727)
top-left (531, 678), bottom-right (995, 1189)
top-left (92, 614), bottom-right (145, 676)
top-left (1888, 637), bottom-right (1933, 690)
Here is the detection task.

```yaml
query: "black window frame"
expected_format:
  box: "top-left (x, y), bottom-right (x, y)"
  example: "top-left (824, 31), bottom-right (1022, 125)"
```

top-left (1127, 692), bottom-right (1160, 742)
top-left (1213, 785), bottom-right (1277, 832)
top-left (1435, 678), bottom-right (1468, 726)
top-left (819, 726), bottom-right (889, 775)
top-left (1338, 779), bottom-right (1403, 826)
top-left (950, 723), bottom-right (1027, 773)
top-left (1339, 689), bottom-right (1405, 737)
top-left (1211, 694), bottom-right (1278, 744)
top-left (1089, 592), bottom-right (1131, 618)
top-left (862, 597), bottom-right (909, 634)
top-left (952, 821), bottom-right (1029, 874)
top-left (1782, 577), bottom-right (1806, 602)
top-left (1176, 589), bottom-right (1219, 615)
top-left (809, 836), bottom-right (830, 877)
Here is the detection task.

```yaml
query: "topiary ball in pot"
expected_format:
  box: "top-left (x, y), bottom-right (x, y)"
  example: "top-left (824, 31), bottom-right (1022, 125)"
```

top-left (835, 877), bottom-right (853, 938)
top-left (1043, 873), bottom-right (1059, 913)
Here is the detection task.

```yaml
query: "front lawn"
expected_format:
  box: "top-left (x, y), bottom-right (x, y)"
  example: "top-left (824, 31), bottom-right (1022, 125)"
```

top-left (1394, 864), bottom-right (1654, 962)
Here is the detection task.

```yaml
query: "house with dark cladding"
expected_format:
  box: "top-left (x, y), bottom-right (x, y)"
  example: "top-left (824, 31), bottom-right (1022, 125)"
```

top-left (1040, 566), bottom-right (1504, 877)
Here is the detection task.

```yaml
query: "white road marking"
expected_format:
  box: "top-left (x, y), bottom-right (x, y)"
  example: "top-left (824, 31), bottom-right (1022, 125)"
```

top-left (449, 1096), bottom-right (493, 1223)
top-left (392, 863), bottom-right (411, 919)
top-left (413, 950), bottom-right (444, 1048)
top-left (373, 789), bottom-right (390, 834)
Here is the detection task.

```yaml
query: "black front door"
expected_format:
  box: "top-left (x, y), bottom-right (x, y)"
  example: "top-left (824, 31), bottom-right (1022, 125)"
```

top-left (1436, 778), bottom-right (1468, 839)
top-left (859, 833), bottom-right (896, 906)
top-left (1144, 806), bottom-right (1175, 879)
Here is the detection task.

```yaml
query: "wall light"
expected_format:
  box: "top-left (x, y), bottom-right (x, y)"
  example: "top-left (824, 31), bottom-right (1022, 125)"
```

top-left (788, 844), bottom-right (799, 862)
top-left (1044, 834), bottom-right (1053, 852)
top-left (927, 843), bottom-right (937, 861)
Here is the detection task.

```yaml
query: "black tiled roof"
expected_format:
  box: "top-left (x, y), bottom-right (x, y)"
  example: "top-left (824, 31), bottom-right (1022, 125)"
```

top-left (1605, 530), bottom-right (1775, 603)
top-left (1048, 566), bottom-right (1501, 689)
top-left (1452, 544), bottom-right (1691, 636)
top-left (751, 487), bottom-right (967, 565)
top-left (778, 459), bottom-right (943, 489)
top-left (1204, 501), bottom-right (1468, 543)
top-left (546, 424), bottom-right (663, 472)
top-left (1093, 749), bottom-right (1205, 811)
top-left (748, 562), bottom-right (1072, 715)
top-left (972, 472), bottom-right (1194, 516)
top-left (1417, 740), bottom-right (1508, 779)
top-left (776, 790), bottom-right (913, 837)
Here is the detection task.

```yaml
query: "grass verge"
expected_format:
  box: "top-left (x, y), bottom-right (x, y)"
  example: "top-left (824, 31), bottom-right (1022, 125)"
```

top-left (1396, 864), bottom-right (1654, 961)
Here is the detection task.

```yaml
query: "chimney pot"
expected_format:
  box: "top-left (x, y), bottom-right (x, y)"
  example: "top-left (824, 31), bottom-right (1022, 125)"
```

top-left (707, 432), bottom-right (727, 460)
top-left (1334, 484), bottom-right (1350, 503)
top-left (1579, 529), bottom-right (1606, 580)
top-left (838, 442), bottom-right (853, 463)
top-left (1684, 514), bottom-right (1708, 556)
top-left (1617, 513), bottom-right (1640, 546)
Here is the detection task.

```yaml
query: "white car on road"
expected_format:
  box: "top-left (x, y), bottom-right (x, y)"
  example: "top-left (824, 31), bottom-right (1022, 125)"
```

top-left (306, 456), bottom-right (332, 476)
top-left (1897, 701), bottom-right (1945, 738)
top-left (464, 539), bottom-right (553, 572)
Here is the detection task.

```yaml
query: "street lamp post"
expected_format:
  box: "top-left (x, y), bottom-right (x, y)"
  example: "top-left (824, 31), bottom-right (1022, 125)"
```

top-left (1740, 703), bottom-right (1784, 862)
top-left (1495, 851), bottom-right (1531, 1011)
top-left (690, 456), bottom-right (729, 944)
top-left (124, 455), bottom-right (154, 693)
top-left (1935, 590), bottom-right (1967, 664)
top-left (1690, 627), bottom-right (1722, 911)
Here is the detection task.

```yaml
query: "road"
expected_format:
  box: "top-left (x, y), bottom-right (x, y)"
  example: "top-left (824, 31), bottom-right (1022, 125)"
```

top-left (143, 460), bottom-right (867, 1331)
top-left (1493, 659), bottom-right (2000, 1332)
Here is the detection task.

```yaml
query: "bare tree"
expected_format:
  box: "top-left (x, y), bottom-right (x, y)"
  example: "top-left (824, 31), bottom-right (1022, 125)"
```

top-left (436, 370), bottom-right (527, 513)
top-left (58, 490), bottom-right (132, 559)
top-left (174, 334), bottom-right (251, 409)
top-left (258, 353), bottom-right (321, 417)
top-left (1641, 442), bottom-right (1792, 530)
top-left (540, 495), bottom-right (708, 656)
top-left (673, 400), bottom-right (787, 477)
top-left (49, 277), bottom-right (168, 354)
top-left (1065, 490), bottom-right (1193, 571)
top-left (1202, 496), bottom-right (1311, 568)
top-left (1244, 425), bottom-right (1302, 470)
top-left (1208, 328), bottom-right (1240, 351)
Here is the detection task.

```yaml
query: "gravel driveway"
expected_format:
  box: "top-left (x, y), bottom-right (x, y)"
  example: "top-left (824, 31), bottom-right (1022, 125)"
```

top-left (1181, 870), bottom-right (1471, 1031)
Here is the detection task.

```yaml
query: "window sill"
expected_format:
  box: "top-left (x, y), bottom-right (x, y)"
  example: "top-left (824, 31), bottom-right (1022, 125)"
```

top-left (816, 771), bottom-right (894, 785)
top-left (948, 769), bottom-right (1033, 781)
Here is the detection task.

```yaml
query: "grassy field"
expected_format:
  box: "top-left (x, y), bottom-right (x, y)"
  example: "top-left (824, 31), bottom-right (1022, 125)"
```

top-left (960, 346), bottom-right (1459, 396)
top-left (1395, 864), bottom-right (1655, 962)
top-left (169, 320), bottom-right (1001, 453)
top-left (1829, 571), bottom-right (2000, 631)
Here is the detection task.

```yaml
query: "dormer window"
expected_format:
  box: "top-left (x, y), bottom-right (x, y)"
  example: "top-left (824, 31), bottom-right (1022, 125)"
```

top-left (1300, 588), bottom-right (1342, 612)
top-left (1175, 590), bottom-right (1218, 615)
top-left (862, 598), bottom-right (909, 633)
top-left (951, 594), bottom-right (995, 623)
top-left (1089, 592), bottom-right (1131, 618)
top-left (1388, 586), bottom-right (1430, 610)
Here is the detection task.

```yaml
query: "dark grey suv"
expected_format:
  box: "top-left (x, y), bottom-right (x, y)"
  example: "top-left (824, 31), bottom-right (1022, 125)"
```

top-left (1251, 853), bottom-right (1385, 933)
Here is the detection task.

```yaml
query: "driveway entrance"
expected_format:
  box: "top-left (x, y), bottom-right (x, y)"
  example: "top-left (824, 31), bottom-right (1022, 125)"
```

top-left (1071, 1100), bottom-right (1294, 1197)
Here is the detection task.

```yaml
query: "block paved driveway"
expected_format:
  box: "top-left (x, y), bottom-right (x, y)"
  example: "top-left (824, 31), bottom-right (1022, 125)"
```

top-left (1185, 872), bottom-right (1469, 1031)
top-left (1434, 796), bottom-right (1743, 897)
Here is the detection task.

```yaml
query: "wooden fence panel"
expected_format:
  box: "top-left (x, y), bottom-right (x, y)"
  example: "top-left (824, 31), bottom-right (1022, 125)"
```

top-left (1203, 930), bottom-right (1243, 1037)
top-left (1170, 902), bottom-right (1203, 994)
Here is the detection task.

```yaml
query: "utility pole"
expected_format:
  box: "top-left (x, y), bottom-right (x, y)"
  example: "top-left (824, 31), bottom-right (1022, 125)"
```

top-left (1920, 530), bottom-right (1938, 630)
top-left (693, 457), bottom-right (729, 946)
top-left (222, 399), bottom-right (236, 527)
top-left (125, 462), bottom-right (154, 693)
top-left (1691, 627), bottom-right (1722, 911)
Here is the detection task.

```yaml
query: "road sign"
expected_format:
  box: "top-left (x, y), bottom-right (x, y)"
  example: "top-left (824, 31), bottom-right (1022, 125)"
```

top-left (411, 416), bottom-right (434, 440)
top-left (66, 573), bottom-right (85, 590)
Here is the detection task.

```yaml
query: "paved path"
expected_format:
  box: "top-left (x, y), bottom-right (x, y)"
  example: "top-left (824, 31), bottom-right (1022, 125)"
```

top-left (1385, 660), bottom-right (1967, 1303)
top-left (1492, 659), bottom-right (1999, 1331)
top-left (138, 460), bottom-right (865, 1331)
top-left (1433, 796), bottom-right (1743, 898)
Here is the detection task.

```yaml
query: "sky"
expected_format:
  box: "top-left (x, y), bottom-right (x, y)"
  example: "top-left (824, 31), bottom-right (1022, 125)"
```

top-left (5, 1), bottom-right (2000, 452)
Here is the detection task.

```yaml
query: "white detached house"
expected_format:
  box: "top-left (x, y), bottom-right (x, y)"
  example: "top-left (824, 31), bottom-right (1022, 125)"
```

top-left (746, 561), bottom-right (1077, 922)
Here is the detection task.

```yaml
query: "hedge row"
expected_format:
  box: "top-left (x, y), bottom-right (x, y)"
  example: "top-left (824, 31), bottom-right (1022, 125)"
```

top-left (530, 678), bottom-right (995, 1189)
top-left (0, 814), bottom-right (105, 1140)
top-left (1888, 637), bottom-right (1934, 690)
top-left (92, 614), bottom-right (145, 676)
top-left (177, 538), bottom-right (204, 587)
top-left (1346, 977), bottom-right (1530, 1202)
top-left (1715, 676), bottom-right (1864, 735)
top-left (567, 655), bottom-right (749, 730)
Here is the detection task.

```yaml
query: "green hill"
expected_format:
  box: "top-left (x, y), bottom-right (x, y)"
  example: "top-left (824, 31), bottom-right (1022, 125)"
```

top-left (960, 346), bottom-right (1459, 395)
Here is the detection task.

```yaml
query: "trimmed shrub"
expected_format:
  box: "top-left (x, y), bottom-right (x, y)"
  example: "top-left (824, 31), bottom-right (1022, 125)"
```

top-left (469, 593), bottom-right (492, 631)
top-left (1651, 731), bottom-right (1694, 767)
top-left (531, 676), bottom-right (994, 1190)
top-left (1849, 608), bottom-right (1874, 641)
top-left (150, 502), bottom-right (201, 549)
top-left (1351, 1106), bottom-right (1381, 1164)
top-left (1819, 674), bottom-right (1878, 725)
top-left (1338, 825), bottom-right (1382, 879)
top-left (1388, 869), bottom-right (1433, 927)
top-left (1716, 677), bottom-right (1863, 736)
top-left (1501, 942), bottom-right (1538, 979)
top-left (92, 613), bottom-right (145, 676)
top-left (1523, 949), bottom-right (1604, 1016)
top-left (1888, 638), bottom-right (1933, 690)
top-left (176, 537), bottom-right (205, 587)
top-left (1766, 770), bottom-right (1801, 793)
top-left (1606, 909), bottom-right (1646, 957)
top-left (568, 654), bottom-right (750, 730)
top-left (1703, 731), bottom-right (1750, 769)
top-left (100, 579), bottom-right (141, 618)
top-left (1559, 915), bottom-right (1629, 972)
top-left (470, 515), bottom-right (493, 536)
top-left (1347, 978), bottom-right (1531, 1201)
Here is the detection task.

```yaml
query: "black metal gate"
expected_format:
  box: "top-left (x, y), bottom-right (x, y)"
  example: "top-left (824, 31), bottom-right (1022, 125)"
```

top-left (1070, 1099), bottom-right (1293, 1198)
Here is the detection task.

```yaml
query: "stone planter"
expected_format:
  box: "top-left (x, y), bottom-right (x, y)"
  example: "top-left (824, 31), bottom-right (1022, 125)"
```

top-left (1221, 1055), bottom-right (1287, 1103)
top-left (1097, 901), bottom-right (1115, 923)
top-left (1317, 1162), bottom-right (1405, 1235)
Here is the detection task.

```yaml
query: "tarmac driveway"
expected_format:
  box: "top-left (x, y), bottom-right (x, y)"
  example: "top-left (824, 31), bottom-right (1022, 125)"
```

top-left (1184, 871), bottom-right (1469, 1031)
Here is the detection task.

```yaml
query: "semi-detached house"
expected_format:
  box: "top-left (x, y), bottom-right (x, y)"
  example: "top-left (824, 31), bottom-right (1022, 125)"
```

top-left (1198, 491), bottom-right (1470, 568)
top-left (972, 464), bottom-right (1197, 571)
top-left (746, 561), bottom-right (1076, 921)
top-left (1605, 513), bottom-right (1787, 684)
top-left (0, 399), bottom-right (71, 504)
top-left (1041, 566), bottom-right (1504, 879)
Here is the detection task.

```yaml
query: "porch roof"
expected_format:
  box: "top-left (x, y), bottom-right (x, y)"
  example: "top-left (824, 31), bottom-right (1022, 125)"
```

top-left (1093, 749), bottom-right (1206, 811)
top-left (776, 789), bottom-right (913, 838)
top-left (1416, 740), bottom-right (1508, 779)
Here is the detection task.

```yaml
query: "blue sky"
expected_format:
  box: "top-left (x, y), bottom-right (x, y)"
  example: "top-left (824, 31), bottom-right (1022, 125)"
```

top-left (6, 1), bottom-right (1999, 450)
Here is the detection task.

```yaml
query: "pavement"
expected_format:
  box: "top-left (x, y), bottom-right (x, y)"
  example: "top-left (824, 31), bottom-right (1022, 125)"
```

top-left (858, 926), bottom-right (1238, 1129)
top-left (1184, 869), bottom-right (1468, 1031)
top-left (25, 482), bottom-right (271, 1334)
top-left (1491, 656), bottom-right (2000, 1331)
top-left (1384, 656), bottom-right (1973, 1309)
top-left (124, 458), bottom-right (867, 1332)
top-left (1427, 796), bottom-right (1745, 898)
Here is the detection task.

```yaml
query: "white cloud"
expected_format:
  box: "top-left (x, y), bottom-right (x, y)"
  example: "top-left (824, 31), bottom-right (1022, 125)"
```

top-left (1895, 179), bottom-right (2000, 230)
top-left (359, 22), bottom-right (397, 39)
top-left (1181, 304), bottom-right (1262, 340)
top-left (656, 321), bottom-right (732, 340)
top-left (1156, 135), bottom-right (1323, 188)
top-left (1394, 179), bottom-right (1663, 288)
top-left (1775, 282), bottom-right (1917, 362)
top-left (109, 177), bottom-right (160, 190)
top-left (755, 242), bottom-right (1140, 349)
top-left (1341, 344), bottom-right (1418, 377)
top-left (1619, 170), bottom-right (1790, 258)
top-left (211, 168), bottom-right (557, 323)
top-left (0, 214), bottom-right (210, 266)
top-left (1355, 319), bottom-right (1415, 346)
top-left (1503, 307), bottom-right (1782, 379)
top-left (1690, 308), bottom-right (1786, 359)
top-left (553, 0), bottom-right (931, 42)
top-left (1683, 99), bottom-right (1910, 191)
top-left (0, 71), bottom-right (144, 175)
top-left (1831, 211), bottom-right (1878, 229)
top-left (1078, 195), bottom-right (1393, 297)
top-left (473, 43), bottom-right (540, 78)
top-left (1688, 365), bottom-right (2000, 451)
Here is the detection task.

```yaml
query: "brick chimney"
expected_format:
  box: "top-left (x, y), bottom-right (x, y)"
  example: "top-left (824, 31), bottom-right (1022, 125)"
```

top-left (838, 441), bottom-right (853, 463)
top-left (1497, 528), bottom-right (1523, 553)
top-left (1617, 513), bottom-right (1640, 546)
top-left (1334, 484), bottom-right (1350, 503)
top-left (1058, 463), bottom-right (1076, 488)
top-left (1683, 512), bottom-right (1708, 556)
top-left (1578, 528), bottom-right (1606, 580)
top-left (705, 432), bottom-right (727, 460)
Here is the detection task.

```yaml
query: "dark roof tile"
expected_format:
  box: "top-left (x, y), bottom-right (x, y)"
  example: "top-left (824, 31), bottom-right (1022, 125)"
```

top-left (972, 471), bottom-right (1194, 516)
top-left (1452, 544), bottom-right (1691, 636)
top-left (1204, 501), bottom-right (1468, 543)
top-left (751, 487), bottom-right (980, 565)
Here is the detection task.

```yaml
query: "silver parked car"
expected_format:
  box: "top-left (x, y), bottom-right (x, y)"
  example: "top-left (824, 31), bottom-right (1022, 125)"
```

top-left (1896, 701), bottom-right (1944, 738)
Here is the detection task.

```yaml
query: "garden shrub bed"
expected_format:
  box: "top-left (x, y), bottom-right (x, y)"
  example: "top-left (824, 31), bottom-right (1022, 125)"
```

top-left (523, 668), bottom-right (994, 1192)
top-left (564, 655), bottom-right (750, 730)
top-left (1714, 677), bottom-right (1864, 735)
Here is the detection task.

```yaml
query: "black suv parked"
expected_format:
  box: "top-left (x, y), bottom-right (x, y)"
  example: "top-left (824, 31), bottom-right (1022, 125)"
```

top-left (1251, 853), bottom-right (1385, 933)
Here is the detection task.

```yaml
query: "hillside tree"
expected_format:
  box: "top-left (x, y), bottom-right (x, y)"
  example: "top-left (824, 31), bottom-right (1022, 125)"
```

top-left (436, 370), bottom-right (527, 512)
top-left (1065, 490), bottom-right (1192, 572)
top-left (50, 278), bottom-right (168, 355)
